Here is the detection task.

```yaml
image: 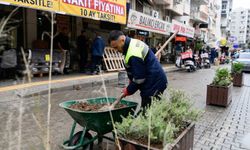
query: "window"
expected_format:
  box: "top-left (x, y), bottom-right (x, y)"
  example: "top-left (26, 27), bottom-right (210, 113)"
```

top-left (221, 10), bottom-right (226, 14)
top-left (136, 0), bottom-right (143, 12)
top-left (222, 4), bottom-right (227, 9)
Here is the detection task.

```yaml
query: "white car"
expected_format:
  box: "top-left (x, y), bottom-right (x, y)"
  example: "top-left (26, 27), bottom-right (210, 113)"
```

top-left (233, 52), bottom-right (250, 72)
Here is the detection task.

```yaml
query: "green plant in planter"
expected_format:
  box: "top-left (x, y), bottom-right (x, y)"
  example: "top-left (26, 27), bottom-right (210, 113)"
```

top-left (212, 68), bottom-right (232, 86)
top-left (115, 89), bottom-right (202, 147)
top-left (232, 62), bottom-right (244, 74)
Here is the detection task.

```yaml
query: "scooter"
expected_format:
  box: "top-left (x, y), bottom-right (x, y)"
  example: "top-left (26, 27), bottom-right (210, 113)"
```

top-left (183, 58), bottom-right (196, 72)
top-left (194, 54), bottom-right (202, 69)
top-left (220, 55), bottom-right (226, 64)
top-left (178, 51), bottom-right (196, 72)
top-left (201, 53), bottom-right (211, 68)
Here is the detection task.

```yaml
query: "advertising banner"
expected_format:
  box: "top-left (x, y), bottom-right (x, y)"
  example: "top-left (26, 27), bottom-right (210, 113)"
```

top-left (60, 0), bottom-right (127, 24)
top-left (0, 0), bottom-right (59, 12)
top-left (127, 9), bottom-right (171, 35)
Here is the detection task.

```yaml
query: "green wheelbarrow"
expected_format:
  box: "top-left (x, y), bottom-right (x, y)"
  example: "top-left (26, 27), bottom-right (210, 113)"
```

top-left (59, 97), bottom-right (138, 150)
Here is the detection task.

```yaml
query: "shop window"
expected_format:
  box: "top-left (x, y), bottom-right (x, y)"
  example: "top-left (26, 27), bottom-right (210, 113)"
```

top-left (136, 0), bottom-right (143, 13)
top-left (37, 11), bottom-right (52, 40)
top-left (100, 21), bottom-right (121, 30)
top-left (0, 5), bottom-right (23, 48)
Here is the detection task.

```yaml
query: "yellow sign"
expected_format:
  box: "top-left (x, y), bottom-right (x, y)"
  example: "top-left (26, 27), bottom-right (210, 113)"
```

top-left (45, 54), bottom-right (50, 61)
top-left (60, 0), bottom-right (127, 24)
top-left (0, 0), bottom-right (59, 11)
top-left (220, 38), bottom-right (227, 46)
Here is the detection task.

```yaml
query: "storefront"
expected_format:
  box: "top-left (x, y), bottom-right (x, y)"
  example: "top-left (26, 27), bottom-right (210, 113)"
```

top-left (0, 5), bottom-right (24, 49)
top-left (171, 20), bottom-right (195, 55)
top-left (126, 9), bottom-right (171, 49)
top-left (0, 0), bottom-right (127, 77)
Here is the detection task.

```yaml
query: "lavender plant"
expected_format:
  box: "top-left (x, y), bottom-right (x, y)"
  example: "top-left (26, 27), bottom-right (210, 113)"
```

top-left (115, 89), bottom-right (201, 147)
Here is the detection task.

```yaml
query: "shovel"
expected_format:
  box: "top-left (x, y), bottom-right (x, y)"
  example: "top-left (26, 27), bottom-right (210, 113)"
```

top-left (99, 94), bottom-right (124, 111)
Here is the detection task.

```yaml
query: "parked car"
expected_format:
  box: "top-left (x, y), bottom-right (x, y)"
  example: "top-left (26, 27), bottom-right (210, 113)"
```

top-left (233, 52), bottom-right (250, 72)
top-left (242, 49), bottom-right (250, 52)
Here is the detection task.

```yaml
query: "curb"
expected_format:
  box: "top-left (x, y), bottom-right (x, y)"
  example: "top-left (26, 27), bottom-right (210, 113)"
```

top-left (16, 66), bottom-right (178, 98)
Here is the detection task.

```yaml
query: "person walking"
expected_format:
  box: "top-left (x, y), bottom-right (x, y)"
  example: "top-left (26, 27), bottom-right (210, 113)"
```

top-left (108, 30), bottom-right (168, 109)
top-left (54, 27), bottom-right (70, 74)
top-left (91, 32), bottom-right (105, 75)
top-left (77, 30), bottom-right (88, 73)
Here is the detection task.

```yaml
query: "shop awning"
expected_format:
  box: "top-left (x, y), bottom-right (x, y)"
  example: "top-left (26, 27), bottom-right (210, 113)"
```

top-left (0, 0), bottom-right (127, 24)
top-left (141, 0), bottom-right (154, 5)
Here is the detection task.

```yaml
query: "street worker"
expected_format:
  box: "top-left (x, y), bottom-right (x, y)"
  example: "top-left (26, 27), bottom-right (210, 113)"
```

top-left (108, 30), bottom-right (168, 109)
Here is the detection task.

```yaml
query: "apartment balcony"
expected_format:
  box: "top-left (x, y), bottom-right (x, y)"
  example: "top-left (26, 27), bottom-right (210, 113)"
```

top-left (165, 0), bottom-right (184, 16)
top-left (191, 0), bottom-right (208, 6)
top-left (190, 11), bottom-right (208, 23)
top-left (209, 11), bottom-right (217, 21)
top-left (154, 0), bottom-right (171, 5)
top-left (184, 3), bottom-right (190, 15)
top-left (200, 5), bottom-right (209, 15)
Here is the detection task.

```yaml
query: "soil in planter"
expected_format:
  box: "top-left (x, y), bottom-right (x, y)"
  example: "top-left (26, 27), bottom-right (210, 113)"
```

top-left (69, 102), bottom-right (127, 111)
top-left (122, 123), bottom-right (189, 149)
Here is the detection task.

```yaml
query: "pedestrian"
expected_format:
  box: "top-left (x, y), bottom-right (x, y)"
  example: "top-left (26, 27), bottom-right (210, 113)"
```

top-left (54, 27), bottom-right (70, 74)
top-left (77, 30), bottom-right (88, 73)
top-left (210, 47), bottom-right (216, 64)
top-left (108, 30), bottom-right (168, 109)
top-left (175, 43), bottom-right (183, 55)
top-left (91, 32), bottom-right (105, 75)
top-left (155, 42), bottom-right (163, 61)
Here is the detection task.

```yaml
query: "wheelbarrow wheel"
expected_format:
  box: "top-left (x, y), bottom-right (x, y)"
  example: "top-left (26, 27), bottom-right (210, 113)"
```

top-left (69, 131), bottom-right (93, 150)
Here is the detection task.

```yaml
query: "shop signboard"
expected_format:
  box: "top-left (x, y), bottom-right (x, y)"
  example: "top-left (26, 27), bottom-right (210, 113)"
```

top-left (233, 43), bottom-right (239, 49)
top-left (171, 20), bottom-right (195, 38)
top-left (0, 0), bottom-right (59, 12)
top-left (137, 29), bottom-right (149, 36)
top-left (229, 36), bottom-right (237, 43)
top-left (60, 0), bottom-right (127, 24)
top-left (220, 38), bottom-right (227, 46)
top-left (175, 36), bottom-right (187, 42)
top-left (127, 9), bottom-right (171, 35)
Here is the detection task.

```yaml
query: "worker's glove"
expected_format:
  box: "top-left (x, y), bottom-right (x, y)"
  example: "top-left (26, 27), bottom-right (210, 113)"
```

top-left (122, 88), bottom-right (130, 97)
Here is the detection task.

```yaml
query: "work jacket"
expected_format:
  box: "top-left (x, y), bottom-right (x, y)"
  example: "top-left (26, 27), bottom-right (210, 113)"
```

top-left (123, 37), bottom-right (168, 97)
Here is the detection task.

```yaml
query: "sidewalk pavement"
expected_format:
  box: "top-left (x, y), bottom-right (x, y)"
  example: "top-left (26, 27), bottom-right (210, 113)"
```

top-left (0, 65), bottom-right (178, 98)
top-left (193, 73), bottom-right (250, 149)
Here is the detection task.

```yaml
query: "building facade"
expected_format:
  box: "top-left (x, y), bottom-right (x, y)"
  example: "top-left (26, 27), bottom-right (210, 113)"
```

top-left (230, 8), bottom-right (250, 47)
top-left (207, 0), bottom-right (221, 46)
top-left (221, 0), bottom-right (233, 38)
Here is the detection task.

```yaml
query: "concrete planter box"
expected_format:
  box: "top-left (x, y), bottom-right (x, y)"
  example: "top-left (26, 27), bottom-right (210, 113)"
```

top-left (117, 123), bottom-right (195, 150)
top-left (206, 83), bottom-right (233, 107)
top-left (232, 73), bottom-right (243, 87)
